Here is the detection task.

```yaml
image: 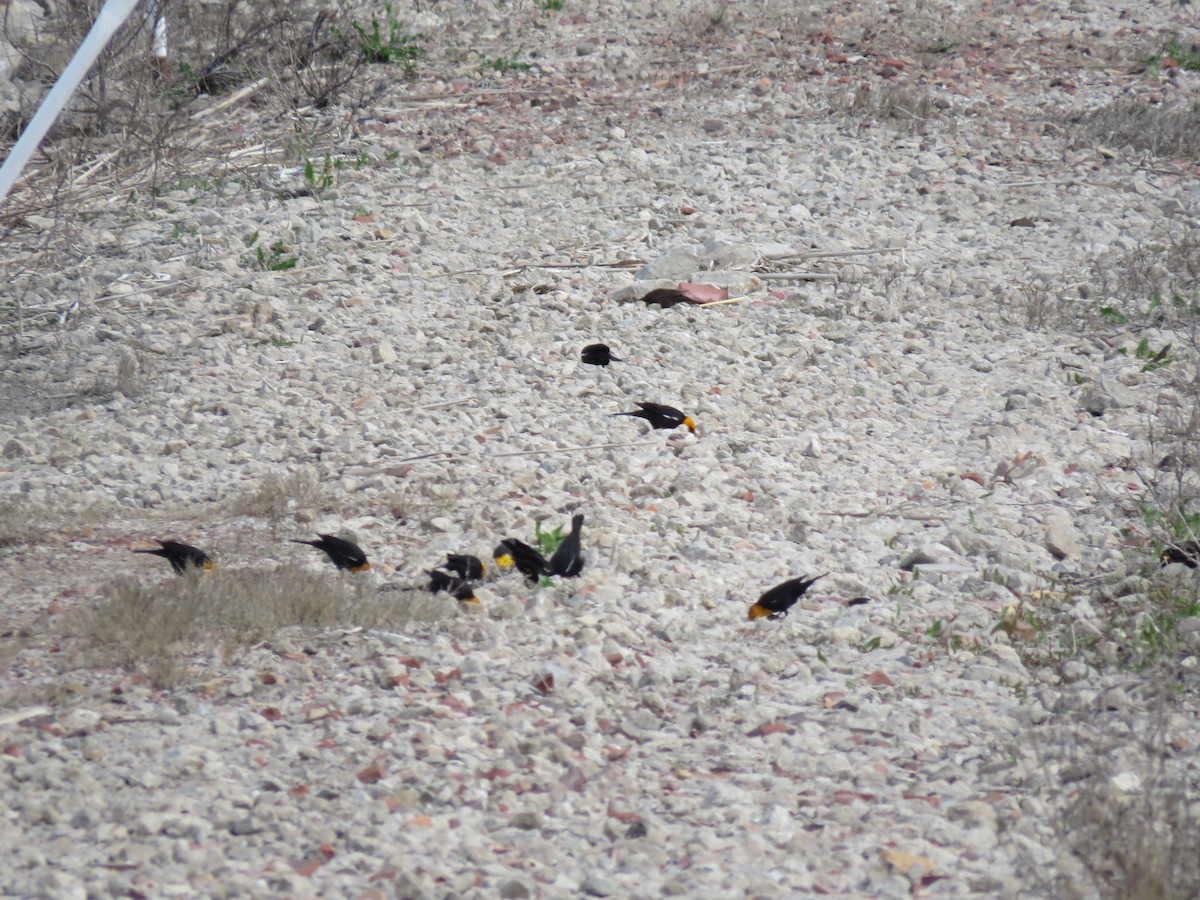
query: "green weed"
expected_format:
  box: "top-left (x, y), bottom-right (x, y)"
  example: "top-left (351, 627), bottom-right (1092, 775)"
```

top-left (535, 521), bottom-right (564, 556)
top-left (242, 231), bottom-right (298, 272)
top-left (1116, 337), bottom-right (1173, 371)
top-left (345, 3), bottom-right (425, 72)
top-left (479, 51), bottom-right (533, 74)
top-left (1147, 36), bottom-right (1200, 74)
top-left (1142, 501), bottom-right (1200, 542)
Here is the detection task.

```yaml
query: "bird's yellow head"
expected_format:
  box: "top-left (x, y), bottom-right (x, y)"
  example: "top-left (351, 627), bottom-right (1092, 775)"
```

top-left (747, 603), bottom-right (772, 620)
top-left (683, 416), bottom-right (697, 434)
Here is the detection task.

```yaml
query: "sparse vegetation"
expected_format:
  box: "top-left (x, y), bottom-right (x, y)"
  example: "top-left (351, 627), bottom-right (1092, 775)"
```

top-left (1070, 100), bottom-right (1200, 158)
top-left (73, 566), bottom-right (430, 687)
top-left (478, 51), bottom-right (534, 74)
top-left (830, 84), bottom-right (935, 126)
top-left (1145, 36), bottom-right (1200, 74)
top-left (534, 521), bottom-right (565, 557)
top-left (1034, 677), bottom-right (1200, 899)
top-left (298, 151), bottom-right (373, 196)
top-left (242, 231), bottom-right (299, 271)
top-left (345, 2), bottom-right (425, 71)
top-left (0, 496), bottom-right (59, 547)
top-left (230, 469), bottom-right (326, 526)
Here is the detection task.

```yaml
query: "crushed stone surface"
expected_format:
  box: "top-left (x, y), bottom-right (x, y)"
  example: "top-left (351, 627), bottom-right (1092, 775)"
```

top-left (2, 0), bottom-right (1200, 896)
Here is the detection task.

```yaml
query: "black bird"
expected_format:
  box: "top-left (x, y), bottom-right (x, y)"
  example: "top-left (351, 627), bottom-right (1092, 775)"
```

top-left (1161, 541), bottom-right (1200, 568)
top-left (547, 513), bottom-right (585, 577)
top-left (613, 402), bottom-right (696, 434)
top-left (427, 569), bottom-right (479, 603)
top-left (134, 540), bottom-right (215, 575)
top-left (493, 538), bottom-right (552, 584)
top-left (748, 573), bottom-right (828, 620)
top-left (440, 553), bottom-right (485, 581)
top-left (428, 569), bottom-right (465, 594)
top-left (291, 534), bottom-right (371, 572)
top-left (581, 343), bottom-right (621, 366)
top-left (450, 583), bottom-right (479, 604)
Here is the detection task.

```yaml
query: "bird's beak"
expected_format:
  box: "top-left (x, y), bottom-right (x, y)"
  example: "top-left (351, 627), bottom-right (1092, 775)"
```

top-left (683, 417), bottom-right (697, 434)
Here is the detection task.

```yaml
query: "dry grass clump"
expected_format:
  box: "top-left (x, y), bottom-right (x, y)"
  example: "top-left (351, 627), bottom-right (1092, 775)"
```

top-left (828, 84), bottom-right (935, 127)
top-left (75, 564), bottom-right (442, 686)
top-left (229, 468), bottom-right (327, 525)
top-left (1012, 224), bottom-right (1199, 330)
top-left (0, 494), bottom-right (108, 547)
top-left (1040, 684), bottom-right (1200, 899)
top-left (1086, 229), bottom-right (1200, 325)
top-left (1069, 101), bottom-right (1200, 159)
top-left (0, 0), bottom-right (415, 235)
top-left (0, 495), bottom-right (48, 547)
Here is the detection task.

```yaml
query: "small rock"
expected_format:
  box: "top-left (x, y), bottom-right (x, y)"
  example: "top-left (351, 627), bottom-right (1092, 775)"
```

top-left (700, 238), bottom-right (757, 268)
top-left (1111, 771), bottom-right (1142, 792)
top-left (499, 880), bottom-right (531, 899)
top-left (226, 676), bottom-right (255, 697)
top-left (372, 340), bottom-right (397, 364)
top-left (582, 872), bottom-right (617, 897)
top-left (228, 817), bottom-right (263, 835)
top-left (62, 708), bottom-right (101, 733)
top-left (510, 811), bottom-right (542, 830)
top-left (1044, 513), bottom-right (1082, 559)
top-left (636, 247), bottom-right (699, 281)
top-left (1079, 376), bottom-right (1136, 416)
top-left (1060, 660), bottom-right (1090, 682)
top-left (899, 547), bottom-right (939, 570)
top-left (948, 801), bottom-right (998, 829)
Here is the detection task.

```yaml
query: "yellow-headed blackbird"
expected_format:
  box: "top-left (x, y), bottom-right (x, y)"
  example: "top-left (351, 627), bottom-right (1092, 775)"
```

top-left (427, 569), bottom-right (479, 603)
top-left (581, 343), bottom-right (621, 366)
top-left (1161, 541), bottom-right (1200, 568)
top-left (428, 569), bottom-right (462, 593)
top-left (493, 538), bottom-right (551, 584)
top-left (548, 513), bottom-right (585, 577)
top-left (441, 553), bottom-right (485, 581)
top-left (613, 402), bottom-right (696, 434)
top-left (451, 582), bottom-right (480, 603)
top-left (291, 534), bottom-right (371, 572)
top-left (748, 573), bottom-right (827, 620)
top-left (134, 540), bottom-right (215, 575)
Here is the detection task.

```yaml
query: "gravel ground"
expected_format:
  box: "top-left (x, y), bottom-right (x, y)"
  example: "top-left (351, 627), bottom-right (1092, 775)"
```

top-left (3, 0), bottom-right (1200, 896)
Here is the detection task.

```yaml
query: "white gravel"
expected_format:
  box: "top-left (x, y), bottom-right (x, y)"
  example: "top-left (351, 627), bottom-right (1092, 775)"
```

top-left (3, 0), bottom-right (1200, 895)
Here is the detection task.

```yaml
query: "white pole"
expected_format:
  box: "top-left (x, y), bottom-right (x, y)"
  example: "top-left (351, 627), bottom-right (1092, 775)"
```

top-left (0, 0), bottom-right (144, 208)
